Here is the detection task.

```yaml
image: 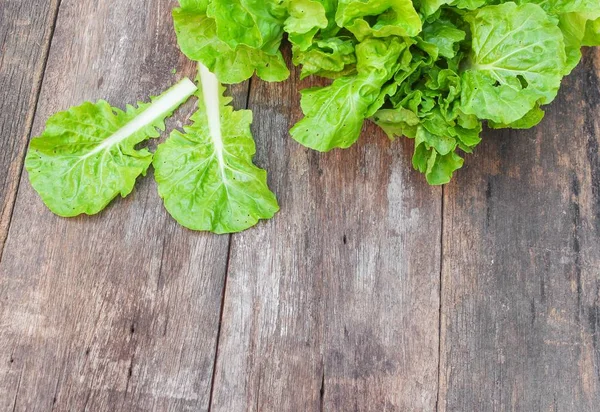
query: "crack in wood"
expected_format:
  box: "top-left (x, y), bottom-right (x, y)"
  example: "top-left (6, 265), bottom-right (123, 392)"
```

top-left (124, 356), bottom-right (135, 392)
top-left (10, 367), bottom-right (24, 412)
top-left (51, 375), bottom-right (61, 411)
top-left (255, 368), bottom-right (262, 412)
top-left (435, 185), bottom-right (445, 412)
top-left (583, 53), bottom-right (600, 239)
top-left (82, 388), bottom-right (92, 412)
top-left (155, 218), bottom-right (169, 296)
top-left (569, 171), bottom-right (583, 322)
top-left (207, 234), bottom-right (233, 412)
top-left (591, 282), bottom-right (600, 383)
top-left (118, 346), bottom-right (138, 411)
top-left (319, 367), bottom-right (325, 412)
top-left (155, 218), bottom-right (170, 339)
top-left (50, 346), bottom-right (70, 411)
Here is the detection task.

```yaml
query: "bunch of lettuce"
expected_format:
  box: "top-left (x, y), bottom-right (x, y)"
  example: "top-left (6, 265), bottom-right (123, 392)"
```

top-left (174, 0), bottom-right (600, 184)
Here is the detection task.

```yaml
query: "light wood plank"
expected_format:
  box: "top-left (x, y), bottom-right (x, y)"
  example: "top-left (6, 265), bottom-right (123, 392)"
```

top-left (0, 0), bottom-right (60, 257)
top-left (210, 57), bottom-right (443, 411)
top-left (439, 49), bottom-right (600, 411)
top-left (0, 1), bottom-right (239, 410)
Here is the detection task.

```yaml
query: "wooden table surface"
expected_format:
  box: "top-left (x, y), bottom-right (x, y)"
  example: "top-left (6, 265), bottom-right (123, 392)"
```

top-left (1, 1), bottom-right (600, 411)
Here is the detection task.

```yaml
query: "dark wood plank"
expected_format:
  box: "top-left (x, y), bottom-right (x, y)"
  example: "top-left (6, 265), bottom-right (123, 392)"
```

top-left (0, 1), bottom-right (241, 410)
top-left (209, 58), bottom-right (443, 411)
top-left (0, 0), bottom-right (61, 257)
top-left (439, 49), bottom-right (600, 411)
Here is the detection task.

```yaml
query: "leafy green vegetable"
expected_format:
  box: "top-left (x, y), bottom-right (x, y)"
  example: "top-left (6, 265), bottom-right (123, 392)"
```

top-left (583, 17), bottom-right (600, 45)
top-left (285, 0), bottom-right (329, 50)
top-left (336, 0), bottom-right (423, 40)
top-left (559, 11), bottom-right (600, 70)
top-left (290, 37), bottom-right (407, 151)
top-left (206, 0), bottom-right (287, 54)
top-left (173, 0), bottom-right (289, 84)
top-left (154, 65), bottom-right (279, 234)
top-left (292, 36), bottom-right (358, 79)
top-left (26, 79), bottom-right (197, 217)
top-left (422, 19), bottom-right (465, 59)
top-left (460, 3), bottom-right (567, 124)
top-left (420, 0), bottom-right (452, 17)
top-left (517, 0), bottom-right (600, 15)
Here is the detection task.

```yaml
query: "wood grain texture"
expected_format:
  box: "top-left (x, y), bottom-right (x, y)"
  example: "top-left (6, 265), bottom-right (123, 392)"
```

top-left (3, 1), bottom-right (600, 410)
top-left (438, 49), bottom-right (600, 412)
top-left (0, 0), bottom-right (60, 257)
top-left (209, 58), bottom-right (443, 411)
top-left (0, 0), bottom-right (241, 410)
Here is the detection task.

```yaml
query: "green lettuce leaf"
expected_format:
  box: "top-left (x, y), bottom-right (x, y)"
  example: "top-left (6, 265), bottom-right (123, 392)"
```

top-left (516, 0), bottom-right (600, 15)
top-left (26, 79), bottom-right (197, 217)
top-left (583, 17), bottom-right (600, 45)
top-left (154, 65), bottom-right (279, 234)
top-left (285, 0), bottom-right (329, 51)
top-left (488, 104), bottom-right (546, 129)
top-left (460, 3), bottom-right (567, 124)
top-left (557, 5), bottom-right (600, 69)
top-left (173, 1), bottom-right (289, 84)
top-left (290, 77), bottom-right (371, 151)
top-left (559, 12), bottom-right (591, 71)
top-left (336, 0), bottom-right (422, 40)
top-left (420, 0), bottom-right (452, 17)
top-left (413, 127), bottom-right (464, 185)
top-left (422, 19), bottom-right (466, 59)
top-left (450, 0), bottom-right (486, 10)
top-left (206, 0), bottom-right (288, 54)
top-left (372, 107), bottom-right (420, 139)
top-left (290, 37), bottom-right (407, 151)
top-left (292, 36), bottom-right (357, 79)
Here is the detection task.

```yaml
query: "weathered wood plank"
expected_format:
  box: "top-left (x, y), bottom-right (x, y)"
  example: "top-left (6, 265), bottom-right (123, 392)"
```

top-left (0, 1), bottom-right (239, 410)
top-left (0, 0), bottom-right (61, 257)
top-left (439, 49), bottom-right (600, 411)
top-left (209, 58), bottom-right (443, 411)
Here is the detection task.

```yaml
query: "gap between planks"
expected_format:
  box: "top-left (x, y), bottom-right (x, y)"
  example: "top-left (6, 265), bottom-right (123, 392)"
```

top-left (0, 0), bottom-right (63, 264)
top-left (436, 185), bottom-right (445, 412)
top-left (207, 77), bottom-right (254, 411)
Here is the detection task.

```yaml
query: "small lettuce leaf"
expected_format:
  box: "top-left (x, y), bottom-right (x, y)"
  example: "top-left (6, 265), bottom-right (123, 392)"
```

top-left (420, 0), bottom-right (452, 17)
top-left (285, 0), bottom-right (329, 51)
top-left (450, 0), bottom-right (486, 10)
top-left (372, 107), bottom-right (421, 139)
top-left (291, 37), bottom-right (407, 151)
top-left (488, 104), bottom-right (546, 130)
top-left (292, 36), bottom-right (357, 79)
top-left (559, 12), bottom-right (591, 72)
top-left (558, 9), bottom-right (600, 71)
top-left (173, 1), bottom-right (289, 84)
top-left (583, 17), bottom-right (600, 45)
top-left (422, 19), bottom-right (466, 59)
top-left (413, 127), bottom-right (464, 185)
top-left (516, 0), bottom-right (600, 15)
top-left (291, 77), bottom-right (372, 151)
top-left (460, 3), bottom-right (567, 124)
top-left (26, 79), bottom-right (197, 217)
top-left (336, 0), bottom-right (422, 40)
top-left (206, 0), bottom-right (288, 54)
top-left (154, 65), bottom-right (279, 234)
